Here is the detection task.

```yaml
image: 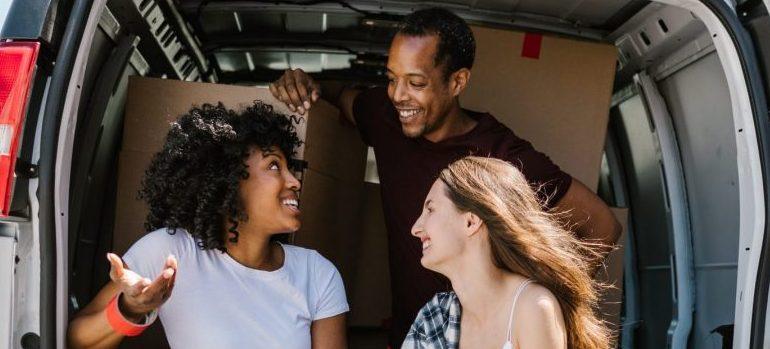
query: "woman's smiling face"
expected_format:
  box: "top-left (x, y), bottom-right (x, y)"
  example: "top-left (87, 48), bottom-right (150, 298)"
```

top-left (239, 147), bottom-right (302, 235)
top-left (410, 179), bottom-right (470, 271)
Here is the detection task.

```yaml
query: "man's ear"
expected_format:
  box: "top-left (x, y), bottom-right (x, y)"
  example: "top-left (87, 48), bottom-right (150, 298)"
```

top-left (450, 68), bottom-right (471, 97)
top-left (465, 212), bottom-right (483, 236)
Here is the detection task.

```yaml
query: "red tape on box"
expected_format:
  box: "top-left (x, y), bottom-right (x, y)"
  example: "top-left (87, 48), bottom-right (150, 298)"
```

top-left (521, 33), bottom-right (543, 59)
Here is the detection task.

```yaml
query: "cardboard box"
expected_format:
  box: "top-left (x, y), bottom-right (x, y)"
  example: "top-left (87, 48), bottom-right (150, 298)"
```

top-left (292, 169), bottom-right (365, 284)
top-left (462, 26), bottom-right (617, 191)
top-left (348, 183), bottom-right (391, 327)
top-left (113, 150), bottom-right (155, 256)
top-left (121, 77), bottom-right (304, 155)
top-left (302, 101), bottom-right (367, 183)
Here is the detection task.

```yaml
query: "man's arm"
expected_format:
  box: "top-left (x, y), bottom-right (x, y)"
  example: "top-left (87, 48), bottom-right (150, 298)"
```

top-left (552, 178), bottom-right (622, 270)
top-left (269, 69), bottom-right (361, 124)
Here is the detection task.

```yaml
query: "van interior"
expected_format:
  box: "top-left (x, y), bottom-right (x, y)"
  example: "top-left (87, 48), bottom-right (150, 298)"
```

top-left (5, 0), bottom-right (770, 348)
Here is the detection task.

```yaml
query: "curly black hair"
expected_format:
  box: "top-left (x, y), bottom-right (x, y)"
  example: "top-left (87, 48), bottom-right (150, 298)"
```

top-left (139, 101), bottom-right (303, 252)
top-left (398, 7), bottom-right (476, 80)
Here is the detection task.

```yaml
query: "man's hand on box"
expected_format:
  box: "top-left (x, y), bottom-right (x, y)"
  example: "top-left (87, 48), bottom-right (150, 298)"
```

top-left (269, 68), bottom-right (321, 115)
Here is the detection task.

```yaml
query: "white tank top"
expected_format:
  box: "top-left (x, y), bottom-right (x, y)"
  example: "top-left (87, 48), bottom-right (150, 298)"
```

top-left (502, 279), bottom-right (534, 349)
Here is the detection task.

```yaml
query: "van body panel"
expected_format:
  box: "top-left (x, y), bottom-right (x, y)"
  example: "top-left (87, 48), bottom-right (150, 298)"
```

top-left (743, 3), bottom-right (770, 346)
top-left (674, 2), bottom-right (770, 348)
top-left (742, 4), bottom-right (770, 347)
top-left (51, 0), bottom-right (111, 347)
top-left (657, 51), bottom-right (740, 348)
top-left (35, 0), bottom-right (102, 346)
top-left (0, 233), bottom-right (16, 349)
top-left (613, 92), bottom-right (676, 347)
top-left (636, 72), bottom-right (696, 349)
top-left (1, 0), bottom-right (53, 42)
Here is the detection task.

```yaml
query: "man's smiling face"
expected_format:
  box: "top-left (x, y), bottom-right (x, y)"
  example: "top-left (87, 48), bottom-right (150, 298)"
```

top-left (386, 33), bottom-right (456, 139)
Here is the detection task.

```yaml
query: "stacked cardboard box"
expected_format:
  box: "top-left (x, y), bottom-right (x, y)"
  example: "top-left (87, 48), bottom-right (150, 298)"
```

top-left (348, 182), bottom-right (391, 327)
top-left (291, 99), bottom-right (367, 284)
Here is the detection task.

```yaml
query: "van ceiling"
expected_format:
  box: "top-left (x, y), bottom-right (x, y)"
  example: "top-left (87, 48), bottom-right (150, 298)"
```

top-left (171, 0), bottom-right (649, 83)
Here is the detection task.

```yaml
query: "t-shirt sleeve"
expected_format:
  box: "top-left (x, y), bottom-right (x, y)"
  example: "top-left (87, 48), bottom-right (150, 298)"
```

top-left (507, 140), bottom-right (573, 209)
top-left (311, 251), bottom-right (349, 321)
top-left (122, 228), bottom-right (189, 280)
top-left (351, 86), bottom-right (390, 147)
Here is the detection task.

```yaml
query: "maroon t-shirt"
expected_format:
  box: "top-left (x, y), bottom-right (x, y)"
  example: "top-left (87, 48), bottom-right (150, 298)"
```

top-left (352, 87), bottom-right (572, 346)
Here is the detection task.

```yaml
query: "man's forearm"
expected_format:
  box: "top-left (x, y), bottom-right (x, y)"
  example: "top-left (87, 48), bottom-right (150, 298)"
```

top-left (317, 81), bottom-right (363, 124)
top-left (552, 179), bottom-right (622, 271)
top-left (579, 212), bottom-right (622, 269)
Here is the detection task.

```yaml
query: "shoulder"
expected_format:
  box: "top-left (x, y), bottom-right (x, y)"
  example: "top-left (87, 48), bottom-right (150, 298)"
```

top-left (409, 292), bottom-right (459, 337)
top-left (415, 292), bottom-right (458, 319)
top-left (430, 291), bottom-right (458, 307)
top-left (354, 86), bottom-right (389, 106)
top-left (352, 86), bottom-right (391, 119)
top-left (128, 227), bottom-right (194, 254)
top-left (520, 283), bottom-right (562, 315)
top-left (515, 283), bottom-right (566, 344)
top-left (471, 113), bottom-right (534, 156)
top-left (122, 227), bottom-right (195, 277)
top-left (282, 244), bottom-right (338, 275)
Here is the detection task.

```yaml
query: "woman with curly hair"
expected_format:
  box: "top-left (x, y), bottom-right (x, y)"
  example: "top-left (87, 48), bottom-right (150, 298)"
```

top-left (67, 102), bottom-right (348, 348)
top-left (404, 156), bottom-right (610, 349)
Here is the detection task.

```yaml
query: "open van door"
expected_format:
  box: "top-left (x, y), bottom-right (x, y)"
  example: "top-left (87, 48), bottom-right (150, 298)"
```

top-left (738, 1), bottom-right (770, 348)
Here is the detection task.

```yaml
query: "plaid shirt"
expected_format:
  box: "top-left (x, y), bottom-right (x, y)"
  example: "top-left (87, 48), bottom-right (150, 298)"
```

top-left (401, 292), bottom-right (462, 349)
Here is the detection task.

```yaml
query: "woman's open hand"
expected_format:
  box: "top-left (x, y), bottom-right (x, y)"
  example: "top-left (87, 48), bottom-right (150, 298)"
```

top-left (106, 253), bottom-right (177, 322)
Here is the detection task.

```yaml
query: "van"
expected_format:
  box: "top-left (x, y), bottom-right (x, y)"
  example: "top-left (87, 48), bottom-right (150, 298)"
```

top-left (0, 0), bottom-right (768, 348)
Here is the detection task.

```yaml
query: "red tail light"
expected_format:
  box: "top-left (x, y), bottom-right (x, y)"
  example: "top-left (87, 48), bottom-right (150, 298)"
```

top-left (0, 41), bottom-right (39, 216)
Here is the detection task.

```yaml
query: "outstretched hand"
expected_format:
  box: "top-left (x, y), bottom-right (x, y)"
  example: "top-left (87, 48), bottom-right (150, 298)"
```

top-left (106, 253), bottom-right (177, 321)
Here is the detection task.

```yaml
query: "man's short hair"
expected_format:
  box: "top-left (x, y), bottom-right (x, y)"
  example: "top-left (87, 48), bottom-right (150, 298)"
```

top-left (397, 7), bottom-right (476, 79)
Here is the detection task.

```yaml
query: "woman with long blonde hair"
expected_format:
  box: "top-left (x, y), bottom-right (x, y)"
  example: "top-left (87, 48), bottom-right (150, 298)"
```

top-left (403, 156), bottom-right (610, 349)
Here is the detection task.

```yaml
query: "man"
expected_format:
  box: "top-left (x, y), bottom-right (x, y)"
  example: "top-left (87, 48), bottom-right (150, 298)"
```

top-left (269, 7), bottom-right (621, 347)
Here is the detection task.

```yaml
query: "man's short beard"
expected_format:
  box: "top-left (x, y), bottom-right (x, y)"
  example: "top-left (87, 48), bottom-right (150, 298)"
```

top-left (402, 123), bottom-right (427, 138)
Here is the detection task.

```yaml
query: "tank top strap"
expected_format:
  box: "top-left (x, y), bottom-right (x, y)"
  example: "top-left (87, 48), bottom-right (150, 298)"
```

top-left (504, 279), bottom-right (535, 343)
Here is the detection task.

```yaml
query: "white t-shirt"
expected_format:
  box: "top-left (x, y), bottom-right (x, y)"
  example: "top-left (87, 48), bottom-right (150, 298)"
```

top-left (122, 228), bottom-right (349, 349)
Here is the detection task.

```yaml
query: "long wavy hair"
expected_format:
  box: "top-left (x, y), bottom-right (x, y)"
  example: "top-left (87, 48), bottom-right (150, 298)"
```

top-left (438, 156), bottom-right (610, 349)
top-left (139, 101), bottom-right (302, 251)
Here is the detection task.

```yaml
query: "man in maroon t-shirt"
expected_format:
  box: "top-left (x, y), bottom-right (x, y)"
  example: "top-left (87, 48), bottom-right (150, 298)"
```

top-left (269, 8), bottom-right (621, 346)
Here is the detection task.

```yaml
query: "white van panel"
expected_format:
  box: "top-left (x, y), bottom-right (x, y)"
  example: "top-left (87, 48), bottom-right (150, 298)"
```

top-left (656, 1), bottom-right (767, 347)
top-left (53, 0), bottom-right (109, 347)
top-left (0, 235), bottom-right (15, 349)
top-left (658, 52), bottom-right (739, 348)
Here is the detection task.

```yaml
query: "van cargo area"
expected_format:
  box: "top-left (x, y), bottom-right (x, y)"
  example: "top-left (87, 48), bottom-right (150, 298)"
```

top-left (2, 0), bottom-right (770, 349)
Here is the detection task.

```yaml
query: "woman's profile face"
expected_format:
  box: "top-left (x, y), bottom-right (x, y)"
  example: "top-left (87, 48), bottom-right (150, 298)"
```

top-left (411, 180), bottom-right (469, 271)
top-left (239, 147), bottom-right (302, 235)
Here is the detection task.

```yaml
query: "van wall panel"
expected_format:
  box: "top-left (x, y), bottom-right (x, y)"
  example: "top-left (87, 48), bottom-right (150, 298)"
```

top-left (657, 52), bottom-right (738, 349)
top-left (614, 94), bottom-right (674, 348)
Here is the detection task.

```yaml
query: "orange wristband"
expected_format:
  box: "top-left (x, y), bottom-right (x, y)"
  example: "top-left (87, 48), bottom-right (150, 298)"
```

top-left (105, 293), bottom-right (155, 337)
